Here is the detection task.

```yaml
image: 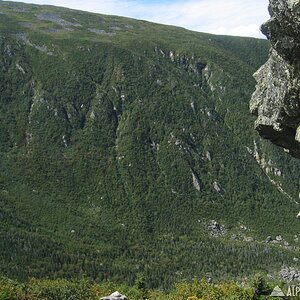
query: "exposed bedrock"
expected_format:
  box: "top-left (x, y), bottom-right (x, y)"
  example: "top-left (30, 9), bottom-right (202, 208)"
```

top-left (250, 0), bottom-right (300, 158)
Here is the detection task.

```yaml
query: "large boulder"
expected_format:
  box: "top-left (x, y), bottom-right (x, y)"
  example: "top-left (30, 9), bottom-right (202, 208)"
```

top-left (250, 0), bottom-right (300, 158)
top-left (101, 291), bottom-right (128, 300)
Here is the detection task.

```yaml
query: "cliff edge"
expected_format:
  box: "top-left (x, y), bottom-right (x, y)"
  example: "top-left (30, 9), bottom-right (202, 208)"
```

top-left (250, 0), bottom-right (300, 158)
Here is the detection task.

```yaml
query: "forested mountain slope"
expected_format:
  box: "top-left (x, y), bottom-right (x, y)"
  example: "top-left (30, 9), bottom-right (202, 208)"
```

top-left (0, 1), bottom-right (299, 288)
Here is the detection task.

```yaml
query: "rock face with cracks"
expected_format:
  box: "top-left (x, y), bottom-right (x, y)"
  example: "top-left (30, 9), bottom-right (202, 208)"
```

top-left (250, 0), bottom-right (300, 158)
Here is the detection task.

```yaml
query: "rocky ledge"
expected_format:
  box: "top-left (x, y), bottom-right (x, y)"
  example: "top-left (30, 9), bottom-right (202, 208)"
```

top-left (250, 0), bottom-right (300, 158)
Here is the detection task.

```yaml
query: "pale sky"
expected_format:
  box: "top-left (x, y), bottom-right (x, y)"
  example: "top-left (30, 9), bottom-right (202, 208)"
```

top-left (5, 0), bottom-right (270, 38)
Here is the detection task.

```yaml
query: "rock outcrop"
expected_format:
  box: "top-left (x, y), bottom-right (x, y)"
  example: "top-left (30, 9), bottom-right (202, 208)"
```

top-left (279, 267), bottom-right (300, 282)
top-left (208, 220), bottom-right (227, 237)
top-left (250, 0), bottom-right (300, 158)
top-left (101, 291), bottom-right (128, 300)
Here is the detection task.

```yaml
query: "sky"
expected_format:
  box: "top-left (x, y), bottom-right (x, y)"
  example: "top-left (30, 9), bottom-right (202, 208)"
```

top-left (6, 0), bottom-right (270, 38)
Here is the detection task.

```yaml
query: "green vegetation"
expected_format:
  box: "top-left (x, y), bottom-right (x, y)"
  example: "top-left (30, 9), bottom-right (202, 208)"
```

top-left (0, 0), bottom-right (299, 290)
top-left (1, 274), bottom-right (298, 299)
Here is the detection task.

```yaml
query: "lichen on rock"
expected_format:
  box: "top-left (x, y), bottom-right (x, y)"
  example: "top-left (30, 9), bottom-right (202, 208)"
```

top-left (250, 0), bottom-right (300, 158)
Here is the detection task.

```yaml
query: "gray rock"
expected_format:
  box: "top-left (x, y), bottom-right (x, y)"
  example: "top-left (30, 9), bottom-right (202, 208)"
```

top-left (243, 236), bottom-right (254, 243)
top-left (101, 291), bottom-right (128, 300)
top-left (208, 220), bottom-right (227, 237)
top-left (36, 13), bottom-right (82, 27)
top-left (4, 44), bottom-right (13, 57)
top-left (206, 151), bottom-right (212, 161)
top-left (213, 181), bottom-right (223, 193)
top-left (192, 171), bottom-right (203, 192)
top-left (265, 236), bottom-right (273, 243)
top-left (250, 0), bottom-right (300, 159)
top-left (279, 267), bottom-right (300, 282)
top-left (231, 234), bottom-right (238, 240)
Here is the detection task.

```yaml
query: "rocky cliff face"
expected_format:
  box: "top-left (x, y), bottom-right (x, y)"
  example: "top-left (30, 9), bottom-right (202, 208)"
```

top-left (250, 0), bottom-right (300, 158)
